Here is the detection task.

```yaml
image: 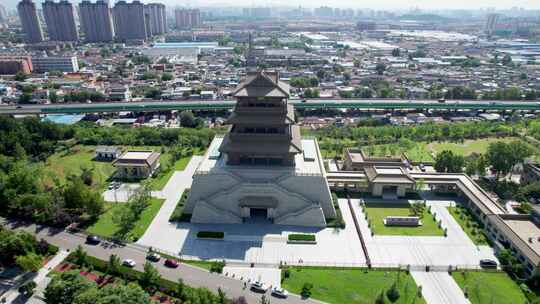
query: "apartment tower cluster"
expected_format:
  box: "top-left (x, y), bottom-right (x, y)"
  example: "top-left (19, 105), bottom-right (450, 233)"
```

top-left (17, 0), bottom-right (168, 43)
top-left (174, 8), bottom-right (201, 29)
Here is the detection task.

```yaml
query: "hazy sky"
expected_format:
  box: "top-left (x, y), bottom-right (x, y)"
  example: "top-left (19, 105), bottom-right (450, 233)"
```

top-left (3, 0), bottom-right (540, 10)
top-left (186, 0), bottom-right (540, 10)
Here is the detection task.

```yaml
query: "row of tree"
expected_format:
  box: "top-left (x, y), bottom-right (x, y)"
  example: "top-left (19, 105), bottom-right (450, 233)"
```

top-left (0, 116), bottom-right (74, 161)
top-left (1, 158), bottom-right (105, 226)
top-left (0, 226), bottom-right (56, 271)
top-left (434, 140), bottom-right (533, 178)
top-left (316, 120), bottom-right (518, 150)
top-left (46, 246), bottom-right (244, 304)
top-left (74, 122), bottom-right (215, 149)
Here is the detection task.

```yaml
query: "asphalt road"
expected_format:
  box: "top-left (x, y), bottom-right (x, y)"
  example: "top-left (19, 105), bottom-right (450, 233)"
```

top-left (2, 219), bottom-right (318, 304)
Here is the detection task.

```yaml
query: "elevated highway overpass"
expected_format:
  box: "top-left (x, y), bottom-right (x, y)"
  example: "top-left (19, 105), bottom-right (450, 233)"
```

top-left (1, 98), bottom-right (540, 115)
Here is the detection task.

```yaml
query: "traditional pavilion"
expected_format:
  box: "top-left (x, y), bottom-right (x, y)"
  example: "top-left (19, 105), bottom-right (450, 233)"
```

top-left (183, 70), bottom-right (335, 227)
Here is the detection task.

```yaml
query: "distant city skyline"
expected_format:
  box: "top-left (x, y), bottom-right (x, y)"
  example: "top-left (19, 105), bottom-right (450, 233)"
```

top-left (3, 0), bottom-right (540, 11)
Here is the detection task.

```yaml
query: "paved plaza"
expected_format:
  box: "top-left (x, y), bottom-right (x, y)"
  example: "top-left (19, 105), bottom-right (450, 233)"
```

top-left (140, 194), bottom-right (366, 265)
top-left (139, 161), bottom-right (496, 269)
top-left (411, 271), bottom-right (470, 304)
top-left (352, 198), bottom-right (498, 268)
top-left (102, 183), bottom-right (141, 203)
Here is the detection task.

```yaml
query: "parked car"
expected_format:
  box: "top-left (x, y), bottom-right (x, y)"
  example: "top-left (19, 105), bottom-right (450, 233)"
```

top-left (480, 259), bottom-right (497, 269)
top-left (250, 281), bottom-right (268, 292)
top-left (146, 252), bottom-right (161, 262)
top-left (164, 259), bottom-right (179, 268)
top-left (86, 235), bottom-right (101, 245)
top-left (271, 287), bottom-right (288, 298)
top-left (122, 259), bottom-right (136, 268)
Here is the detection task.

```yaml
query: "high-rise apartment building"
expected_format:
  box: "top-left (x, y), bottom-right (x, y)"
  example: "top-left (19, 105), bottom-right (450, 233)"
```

top-left (243, 7), bottom-right (271, 18)
top-left (113, 0), bottom-right (147, 41)
top-left (145, 3), bottom-right (167, 36)
top-left (174, 8), bottom-right (200, 29)
top-left (42, 0), bottom-right (79, 41)
top-left (0, 4), bottom-right (8, 24)
top-left (17, 0), bottom-right (44, 43)
top-left (485, 13), bottom-right (500, 35)
top-left (79, 0), bottom-right (115, 42)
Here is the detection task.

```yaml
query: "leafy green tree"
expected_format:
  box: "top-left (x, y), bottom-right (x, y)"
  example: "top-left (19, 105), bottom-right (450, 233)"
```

top-left (73, 245), bottom-right (88, 267)
top-left (435, 150), bottom-right (464, 173)
top-left (144, 87), bottom-right (162, 99)
top-left (180, 111), bottom-right (199, 128)
top-left (106, 254), bottom-right (121, 276)
top-left (386, 282), bottom-right (400, 302)
top-left (375, 63), bottom-right (386, 75)
top-left (486, 141), bottom-right (532, 178)
top-left (49, 90), bottom-right (59, 103)
top-left (375, 289), bottom-right (386, 304)
top-left (96, 283), bottom-right (152, 304)
top-left (14, 71), bottom-right (28, 81)
top-left (44, 270), bottom-right (96, 304)
top-left (16, 252), bottom-right (42, 272)
top-left (161, 73), bottom-right (173, 82)
top-left (19, 93), bottom-right (32, 104)
top-left (0, 230), bottom-right (38, 265)
top-left (80, 166), bottom-right (94, 186)
top-left (139, 262), bottom-right (161, 291)
top-left (301, 282), bottom-right (313, 298)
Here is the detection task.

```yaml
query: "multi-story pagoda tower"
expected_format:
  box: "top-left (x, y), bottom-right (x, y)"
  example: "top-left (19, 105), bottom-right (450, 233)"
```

top-left (184, 70), bottom-right (336, 227)
top-left (219, 71), bottom-right (301, 167)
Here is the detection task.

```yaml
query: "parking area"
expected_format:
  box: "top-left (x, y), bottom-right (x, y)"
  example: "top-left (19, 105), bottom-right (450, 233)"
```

top-left (102, 182), bottom-right (141, 203)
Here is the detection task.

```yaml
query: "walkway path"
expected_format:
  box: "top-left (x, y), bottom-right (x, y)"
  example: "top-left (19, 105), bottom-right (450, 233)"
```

top-left (411, 271), bottom-right (470, 304)
top-left (3, 250), bottom-right (69, 304)
top-left (137, 156), bottom-right (203, 248)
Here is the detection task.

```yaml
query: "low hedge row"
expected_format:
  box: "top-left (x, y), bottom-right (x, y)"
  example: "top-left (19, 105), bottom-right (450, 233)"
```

top-left (196, 231), bottom-right (224, 239)
top-left (288, 234), bottom-right (316, 242)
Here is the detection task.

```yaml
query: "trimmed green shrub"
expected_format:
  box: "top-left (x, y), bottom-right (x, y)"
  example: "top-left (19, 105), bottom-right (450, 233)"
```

top-left (196, 231), bottom-right (224, 239)
top-left (288, 234), bottom-right (316, 242)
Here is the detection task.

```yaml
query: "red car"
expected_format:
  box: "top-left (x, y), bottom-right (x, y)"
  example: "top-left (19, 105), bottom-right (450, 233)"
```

top-left (164, 259), bottom-right (179, 268)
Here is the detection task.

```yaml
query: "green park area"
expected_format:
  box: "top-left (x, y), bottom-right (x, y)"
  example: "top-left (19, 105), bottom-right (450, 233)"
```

top-left (86, 197), bottom-right (164, 241)
top-left (281, 267), bottom-right (426, 304)
top-left (363, 137), bottom-right (529, 163)
top-left (43, 145), bottom-right (199, 191)
top-left (448, 206), bottom-right (489, 245)
top-left (452, 271), bottom-right (528, 304)
top-left (364, 202), bottom-right (444, 236)
top-left (43, 145), bottom-right (116, 190)
top-left (429, 137), bottom-right (519, 157)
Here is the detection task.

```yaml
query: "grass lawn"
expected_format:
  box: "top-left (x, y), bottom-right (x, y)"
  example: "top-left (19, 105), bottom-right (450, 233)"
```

top-left (365, 142), bottom-right (434, 162)
top-left (43, 145), bottom-right (116, 189)
top-left (182, 260), bottom-right (214, 271)
top-left (448, 206), bottom-right (488, 245)
top-left (452, 271), bottom-right (528, 304)
top-left (147, 154), bottom-right (194, 191)
top-left (282, 267), bottom-right (426, 304)
top-left (86, 197), bottom-right (164, 241)
top-left (364, 202), bottom-right (444, 236)
top-left (429, 137), bottom-right (518, 157)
